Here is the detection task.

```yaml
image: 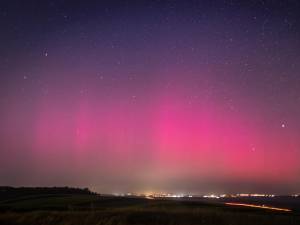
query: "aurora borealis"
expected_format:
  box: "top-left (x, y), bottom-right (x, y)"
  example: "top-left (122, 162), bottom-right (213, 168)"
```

top-left (0, 0), bottom-right (300, 194)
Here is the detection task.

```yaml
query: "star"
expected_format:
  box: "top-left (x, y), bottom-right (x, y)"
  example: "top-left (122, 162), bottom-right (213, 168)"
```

top-left (281, 123), bottom-right (286, 128)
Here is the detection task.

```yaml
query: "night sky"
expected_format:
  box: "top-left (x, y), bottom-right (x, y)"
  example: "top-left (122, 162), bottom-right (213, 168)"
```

top-left (1, 0), bottom-right (300, 195)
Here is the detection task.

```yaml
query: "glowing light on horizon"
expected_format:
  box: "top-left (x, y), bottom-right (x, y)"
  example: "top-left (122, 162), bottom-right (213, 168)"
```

top-left (203, 194), bottom-right (220, 199)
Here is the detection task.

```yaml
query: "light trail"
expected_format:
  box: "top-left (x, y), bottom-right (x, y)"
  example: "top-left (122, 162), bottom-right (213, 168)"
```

top-left (225, 202), bottom-right (292, 212)
top-left (145, 196), bottom-right (155, 200)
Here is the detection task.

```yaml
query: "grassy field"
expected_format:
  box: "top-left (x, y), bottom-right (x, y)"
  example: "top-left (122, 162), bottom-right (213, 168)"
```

top-left (0, 194), bottom-right (299, 225)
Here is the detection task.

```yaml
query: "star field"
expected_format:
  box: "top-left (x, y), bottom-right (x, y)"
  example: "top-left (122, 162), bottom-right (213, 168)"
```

top-left (0, 0), bottom-right (300, 194)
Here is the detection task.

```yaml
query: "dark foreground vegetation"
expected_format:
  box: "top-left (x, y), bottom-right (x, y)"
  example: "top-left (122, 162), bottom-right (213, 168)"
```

top-left (0, 187), bottom-right (299, 225)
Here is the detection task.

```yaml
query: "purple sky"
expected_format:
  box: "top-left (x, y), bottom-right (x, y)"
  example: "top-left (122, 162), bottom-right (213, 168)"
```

top-left (0, 0), bottom-right (300, 194)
